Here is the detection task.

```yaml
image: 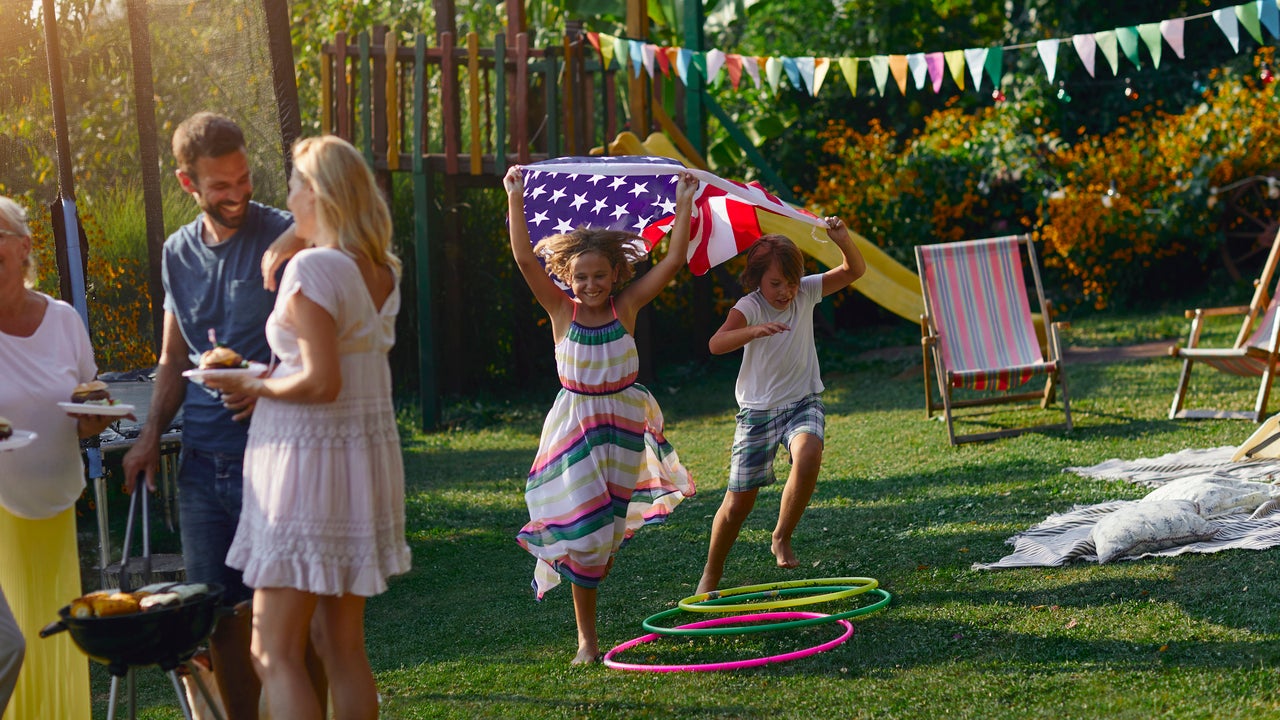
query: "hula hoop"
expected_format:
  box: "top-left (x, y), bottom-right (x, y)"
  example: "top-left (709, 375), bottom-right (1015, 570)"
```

top-left (603, 611), bottom-right (853, 672)
top-left (678, 576), bottom-right (878, 613)
top-left (644, 588), bottom-right (891, 636)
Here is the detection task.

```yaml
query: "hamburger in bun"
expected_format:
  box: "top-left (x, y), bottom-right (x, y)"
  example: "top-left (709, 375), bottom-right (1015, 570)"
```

top-left (70, 380), bottom-right (113, 405)
top-left (199, 346), bottom-right (245, 369)
top-left (0, 416), bottom-right (11, 441)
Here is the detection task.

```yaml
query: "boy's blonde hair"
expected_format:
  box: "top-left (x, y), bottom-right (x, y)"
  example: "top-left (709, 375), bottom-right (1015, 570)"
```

top-left (533, 227), bottom-right (647, 285)
top-left (739, 234), bottom-right (803, 292)
top-left (0, 195), bottom-right (36, 288)
top-left (292, 136), bottom-right (401, 276)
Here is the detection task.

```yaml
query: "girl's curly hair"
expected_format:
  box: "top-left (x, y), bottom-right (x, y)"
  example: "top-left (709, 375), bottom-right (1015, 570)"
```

top-left (534, 227), bottom-right (648, 284)
top-left (739, 234), bottom-right (803, 291)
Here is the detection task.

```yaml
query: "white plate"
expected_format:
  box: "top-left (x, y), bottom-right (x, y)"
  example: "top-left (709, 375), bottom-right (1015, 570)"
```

top-left (0, 430), bottom-right (37, 451)
top-left (182, 361), bottom-right (270, 385)
top-left (57, 401), bottom-right (137, 417)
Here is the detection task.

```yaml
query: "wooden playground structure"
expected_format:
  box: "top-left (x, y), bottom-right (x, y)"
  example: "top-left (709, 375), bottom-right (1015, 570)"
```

top-left (317, 1), bottom-right (724, 426)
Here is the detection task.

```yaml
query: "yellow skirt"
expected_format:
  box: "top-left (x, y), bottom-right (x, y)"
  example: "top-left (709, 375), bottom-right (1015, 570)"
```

top-left (0, 506), bottom-right (90, 720)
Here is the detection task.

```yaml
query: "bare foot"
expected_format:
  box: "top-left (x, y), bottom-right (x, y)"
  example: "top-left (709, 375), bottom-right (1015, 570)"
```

top-left (572, 647), bottom-right (601, 665)
top-left (695, 569), bottom-right (721, 596)
top-left (772, 537), bottom-right (799, 569)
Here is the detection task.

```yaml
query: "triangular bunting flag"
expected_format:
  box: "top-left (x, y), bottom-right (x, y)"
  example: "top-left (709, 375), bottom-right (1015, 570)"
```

top-left (944, 50), bottom-right (965, 89)
top-left (983, 46), bottom-right (1003, 92)
top-left (1263, 0), bottom-right (1280, 39)
top-left (743, 56), bottom-right (762, 89)
top-left (655, 45), bottom-right (672, 76)
top-left (628, 39), bottom-right (643, 78)
top-left (725, 54), bottom-right (743, 90)
top-left (1095, 30), bottom-right (1120, 75)
top-left (888, 54), bottom-right (909, 95)
top-left (1116, 26), bottom-right (1142, 69)
top-left (600, 35), bottom-right (616, 70)
top-left (782, 56), bottom-right (802, 90)
top-left (676, 48), bottom-right (692, 84)
top-left (1073, 33), bottom-right (1098, 77)
top-left (613, 35), bottom-right (628, 72)
top-left (765, 56), bottom-right (783, 94)
top-left (1036, 39), bottom-right (1060, 83)
top-left (691, 51), bottom-right (707, 85)
top-left (1237, 1), bottom-right (1263, 44)
top-left (926, 52), bottom-right (946, 92)
top-left (642, 44), bottom-right (657, 78)
top-left (706, 48), bottom-right (726, 85)
top-left (1161, 19), bottom-right (1186, 59)
top-left (907, 53), bottom-right (928, 90)
top-left (795, 57), bottom-right (816, 94)
top-left (587, 32), bottom-right (601, 54)
top-left (838, 57), bottom-right (859, 96)
top-left (963, 48), bottom-right (987, 91)
top-left (812, 58), bottom-right (831, 96)
top-left (1137, 23), bottom-right (1163, 68)
top-left (1214, 7), bottom-right (1241, 52)
top-left (869, 56), bottom-right (889, 95)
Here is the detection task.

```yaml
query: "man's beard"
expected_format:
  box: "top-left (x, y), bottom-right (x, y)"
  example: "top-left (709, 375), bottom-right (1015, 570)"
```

top-left (200, 192), bottom-right (253, 229)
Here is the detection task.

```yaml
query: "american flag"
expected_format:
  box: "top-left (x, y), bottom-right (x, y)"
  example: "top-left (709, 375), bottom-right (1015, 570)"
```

top-left (521, 156), bottom-right (824, 276)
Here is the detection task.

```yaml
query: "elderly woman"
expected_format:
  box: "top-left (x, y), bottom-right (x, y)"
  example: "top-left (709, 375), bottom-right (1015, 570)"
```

top-left (0, 195), bottom-right (117, 718)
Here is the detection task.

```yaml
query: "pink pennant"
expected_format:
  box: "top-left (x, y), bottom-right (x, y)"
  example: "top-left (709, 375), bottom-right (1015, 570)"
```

top-left (926, 52), bottom-right (946, 92)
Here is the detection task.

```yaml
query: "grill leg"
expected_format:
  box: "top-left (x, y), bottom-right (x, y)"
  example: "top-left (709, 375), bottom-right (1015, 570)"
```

top-left (168, 669), bottom-right (197, 720)
top-left (106, 674), bottom-right (119, 720)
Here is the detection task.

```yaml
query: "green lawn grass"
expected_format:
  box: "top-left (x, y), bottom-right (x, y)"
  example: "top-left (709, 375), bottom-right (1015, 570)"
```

top-left (92, 310), bottom-right (1280, 719)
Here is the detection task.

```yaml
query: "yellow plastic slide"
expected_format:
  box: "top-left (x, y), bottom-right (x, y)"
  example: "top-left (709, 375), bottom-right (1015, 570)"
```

top-left (606, 131), bottom-right (924, 323)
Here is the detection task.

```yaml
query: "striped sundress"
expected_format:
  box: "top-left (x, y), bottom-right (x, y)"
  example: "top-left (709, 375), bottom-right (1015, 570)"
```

top-left (517, 302), bottom-right (694, 598)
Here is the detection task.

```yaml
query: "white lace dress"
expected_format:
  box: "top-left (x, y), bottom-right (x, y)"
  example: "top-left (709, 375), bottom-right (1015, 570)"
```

top-left (225, 248), bottom-right (411, 596)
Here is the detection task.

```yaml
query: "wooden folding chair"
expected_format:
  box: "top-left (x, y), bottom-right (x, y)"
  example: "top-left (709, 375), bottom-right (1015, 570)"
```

top-left (916, 235), bottom-right (1072, 445)
top-left (1169, 228), bottom-right (1280, 422)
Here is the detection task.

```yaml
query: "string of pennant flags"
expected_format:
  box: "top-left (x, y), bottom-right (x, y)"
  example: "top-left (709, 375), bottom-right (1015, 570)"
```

top-left (586, 0), bottom-right (1280, 98)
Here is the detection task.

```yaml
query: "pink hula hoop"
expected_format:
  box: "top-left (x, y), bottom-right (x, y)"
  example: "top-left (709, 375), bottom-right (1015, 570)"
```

top-left (602, 611), bottom-right (854, 672)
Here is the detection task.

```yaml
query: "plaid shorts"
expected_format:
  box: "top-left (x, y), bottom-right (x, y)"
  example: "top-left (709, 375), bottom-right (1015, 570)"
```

top-left (728, 394), bottom-right (826, 492)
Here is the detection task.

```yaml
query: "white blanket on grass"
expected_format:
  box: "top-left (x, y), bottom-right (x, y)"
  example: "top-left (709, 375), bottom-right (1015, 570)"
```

top-left (975, 447), bottom-right (1280, 569)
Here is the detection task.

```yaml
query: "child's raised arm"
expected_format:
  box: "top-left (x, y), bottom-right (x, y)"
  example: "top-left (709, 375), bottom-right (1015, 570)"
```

top-left (819, 216), bottom-right (866, 297)
top-left (506, 167), bottom-right (571, 319)
top-left (617, 171), bottom-right (698, 317)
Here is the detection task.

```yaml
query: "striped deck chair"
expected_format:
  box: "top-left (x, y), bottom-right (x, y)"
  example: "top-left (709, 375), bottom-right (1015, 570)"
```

top-left (916, 235), bottom-right (1072, 445)
top-left (1169, 228), bottom-right (1280, 422)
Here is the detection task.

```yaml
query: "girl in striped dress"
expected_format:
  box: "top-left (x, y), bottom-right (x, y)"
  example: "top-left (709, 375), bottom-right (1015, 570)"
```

top-left (505, 166), bottom-right (697, 663)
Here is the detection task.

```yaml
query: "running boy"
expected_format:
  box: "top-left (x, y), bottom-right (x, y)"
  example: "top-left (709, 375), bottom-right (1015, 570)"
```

top-left (696, 218), bottom-right (865, 593)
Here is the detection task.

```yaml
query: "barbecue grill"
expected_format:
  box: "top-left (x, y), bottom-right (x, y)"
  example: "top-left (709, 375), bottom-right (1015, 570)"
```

top-left (40, 486), bottom-right (228, 720)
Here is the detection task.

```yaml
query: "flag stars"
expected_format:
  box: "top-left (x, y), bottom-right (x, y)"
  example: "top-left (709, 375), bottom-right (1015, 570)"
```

top-left (553, 218), bottom-right (575, 234)
top-left (656, 198), bottom-right (676, 215)
top-left (609, 176), bottom-right (628, 190)
top-left (548, 187), bottom-right (567, 203)
top-left (610, 203), bottom-right (630, 220)
top-left (570, 193), bottom-right (588, 210)
top-left (592, 198), bottom-right (609, 214)
top-left (588, 175), bottom-right (606, 185)
top-left (529, 185), bottom-right (548, 199)
top-left (531, 211), bottom-right (550, 226)
top-left (628, 182), bottom-right (650, 197)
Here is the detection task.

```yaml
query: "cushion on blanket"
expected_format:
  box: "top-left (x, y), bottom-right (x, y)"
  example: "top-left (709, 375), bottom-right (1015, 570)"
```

top-left (1091, 500), bottom-right (1218, 563)
top-left (1141, 475), bottom-right (1273, 518)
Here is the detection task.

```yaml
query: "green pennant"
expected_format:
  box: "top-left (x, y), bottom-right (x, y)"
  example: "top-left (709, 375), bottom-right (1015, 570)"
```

top-left (1137, 23), bottom-right (1163, 68)
top-left (983, 46), bottom-right (1003, 91)
top-left (1095, 30), bottom-right (1120, 75)
top-left (1237, 1), bottom-right (1264, 44)
top-left (1116, 26), bottom-right (1142, 70)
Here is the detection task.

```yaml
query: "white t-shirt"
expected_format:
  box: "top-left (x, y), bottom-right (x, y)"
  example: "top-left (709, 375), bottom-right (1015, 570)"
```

top-left (732, 274), bottom-right (825, 410)
top-left (0, 294), bottom-right (97, 519)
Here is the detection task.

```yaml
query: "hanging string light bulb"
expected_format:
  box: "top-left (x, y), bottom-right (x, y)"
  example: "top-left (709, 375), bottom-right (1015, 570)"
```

top-left (1102, 180), bottom-right (1119, 208)
top-left (1262, 63), bottom-right (1276, 84)
top-left (991, 88), bottom-right (1007, 102)
top-left (1123, 78), bottom-right (1139, 100)
top-left (1191, 72), bottom-right (1208, 95)
top-left (1056, 80), bottom-right (1071, 103)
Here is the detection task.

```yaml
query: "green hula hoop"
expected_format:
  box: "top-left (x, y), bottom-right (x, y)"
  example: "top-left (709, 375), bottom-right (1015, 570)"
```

top-left (678, 576), bottom-right (879, 613)
top-left (645, 588), bottom-right (892, 636)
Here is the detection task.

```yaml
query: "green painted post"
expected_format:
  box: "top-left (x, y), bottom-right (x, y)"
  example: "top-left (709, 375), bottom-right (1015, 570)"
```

top-left (495, 33), bottom-right (507, 172)
top-left (412, 35), bottom-right (438, 427)
top-left (682, 0), bottom-right (705, 156)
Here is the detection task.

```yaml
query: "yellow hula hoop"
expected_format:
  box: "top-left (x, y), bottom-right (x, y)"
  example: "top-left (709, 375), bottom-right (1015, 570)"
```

top-left (677, 577), bottom-right (879, 613)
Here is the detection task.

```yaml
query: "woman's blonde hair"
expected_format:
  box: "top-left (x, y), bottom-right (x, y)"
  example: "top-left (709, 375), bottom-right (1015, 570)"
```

top-left (0, 195), bottom-right (36, 288)
top-left (534, 228), bottom-right (647, 286)
top-left (291, 136), bottom-right (401, 276)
